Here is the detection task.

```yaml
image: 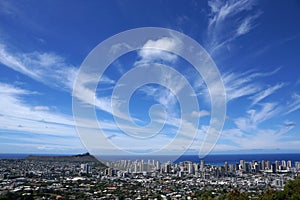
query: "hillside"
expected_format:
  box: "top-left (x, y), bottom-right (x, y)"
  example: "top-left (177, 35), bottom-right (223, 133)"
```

top-left (25, 152), bottom-right (106, 166)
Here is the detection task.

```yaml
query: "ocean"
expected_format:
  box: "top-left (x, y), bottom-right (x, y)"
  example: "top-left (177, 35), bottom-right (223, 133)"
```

top-left (1, 153), bottom-right (300, 166)
top-left (175, 154), bottom-right (300, 166)
top-left (100, 153), bottom-right (300, 166)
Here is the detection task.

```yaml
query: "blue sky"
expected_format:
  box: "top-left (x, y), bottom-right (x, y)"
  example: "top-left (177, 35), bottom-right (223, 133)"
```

top-left (0, 0), bottom-right (300, 155)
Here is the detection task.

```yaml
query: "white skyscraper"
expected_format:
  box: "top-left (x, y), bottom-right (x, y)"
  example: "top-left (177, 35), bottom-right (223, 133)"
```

top-left (200, 160), bottom-right (204, 172)
top-left (281, 160), bottom-right (286, 168)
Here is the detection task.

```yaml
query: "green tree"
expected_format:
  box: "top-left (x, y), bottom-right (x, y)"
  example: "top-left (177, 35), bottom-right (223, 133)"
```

top-left (226, 189), bottom-right (248, 200)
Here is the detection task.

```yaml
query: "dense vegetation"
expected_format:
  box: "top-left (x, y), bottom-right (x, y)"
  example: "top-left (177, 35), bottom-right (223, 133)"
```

top-left (259, 176), bottom-right (300, 200)
top-left (194, 176), bottom-right (300, 200)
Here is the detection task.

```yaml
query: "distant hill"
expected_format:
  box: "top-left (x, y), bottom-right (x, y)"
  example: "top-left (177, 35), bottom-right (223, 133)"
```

top-left (25, 152), bottom-right (106, 166)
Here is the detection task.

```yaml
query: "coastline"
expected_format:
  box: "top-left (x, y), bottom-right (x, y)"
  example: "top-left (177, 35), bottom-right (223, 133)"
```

top-left (1, 153), bottom-right (300, 166)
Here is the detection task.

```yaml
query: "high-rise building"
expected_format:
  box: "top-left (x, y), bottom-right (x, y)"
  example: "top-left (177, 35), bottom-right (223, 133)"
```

top-left (80, 163), bottom-right (90, 174)
top-left (214, 167), bottom-right (220, 178)
top-left (229, 164), bottom-right (235, 172)
top-left (245, 162), bottom-right (250, 172)
top-left (105, 167), bottom-right (113, 176)
top-left (266, 161), bottom-right (271, 170)
top-left (275, 161), bottom-right (279, 170)
top-left (295, 162), bottom-right (300, 170)
top-left (134, 162), bottom-right (138, 173)
top-left (224, 162), bottom-right (228, 172)
top-left (254, 163), bottom-right (259, 173)
top-left (151, 160), bottom-right (155, 167)
top-left (193, 163), bottom-right (199, 172)
top-left (165, 162), bottom-right (171, 174)
top-left (200, 160), bottom-right (204, 172)
top-left (287, 160), bottom-right (292, 169)
top-left (156, 161), bottom-right (161, 171)
top-left (261, 160), bottom-right (265, 170)
top-left (141, 160), bottom-right (144, 172)
top-left (188, 163), bottom-right (194, 174)
top-left (240, 160), bottom-right (245, 171)
top-left (235, 163), bottom-right (239, 171)
top-left (271, 163), bottom-right (276, 173)
top-left (281, 160), bottom-right (286, 168)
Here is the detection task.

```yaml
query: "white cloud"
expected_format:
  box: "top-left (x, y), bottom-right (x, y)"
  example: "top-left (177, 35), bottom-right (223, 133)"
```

top-left (286, 93), bottom-right (300, 114)
top-left (136, 37), bottom-right (182, 64)
top-left (250, 83), bottom-right (285, 105)
top-left (191, 110), bottom-right (210, 118)
top-left (142, 37), bottom-right (180, 52)
top-left (197, 69), bottom-right (281, 104)
top-left (206, 0), bottom-right (259, 53)
top-left (0, 82), bottom-right (33, 95)
top-left (212, 70), bottom-right (261, 102)
top-left (216, 120), bottom-right (297, 152)
top-left (72, 71), bottom-right (115, 115)
top-left (0, 42), bottom-right (77, 90)
top-left (236, 15), bottom-right (258, 36)
top-left (249, 102), bottom-right (280, 124)
top-left (32, 106), bottom-right (50, 111)
top-left (109, 42), bottom-right (132, 56)
top-left (208, 0), bottom-right (256, 26)
top-left (234, 103), bottom-right (280, 132)
top-left (0, 41), bottom-right (116, 118)
top-left (234, 117), bottom-right (255, 133)
top-left (0, 44), bottom-right (38, 78)
top-left (196, 69), bottom-right (262, 105)
top-left (0, 82), bottom-right (76, 136)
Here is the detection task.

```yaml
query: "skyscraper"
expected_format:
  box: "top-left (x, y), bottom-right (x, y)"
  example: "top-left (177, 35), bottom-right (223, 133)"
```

top-left (80, 163), bottom-right (90, 174)
top-left (266, 161), bottom-right (271, 170)
top-left (287, 160), bottom-right (292, 169)
top-left (281, 160), bottom-right (286, 169)
top-left (200, 160), bottom-right (204, 172)
top-left (188, 163), bottom-right (194, 174)
top-left (224, 161), bottom-right (228, 172)
top-left (240, 160), bottom-right (245, 171)
top-left (261, 160), bottom-right (265, 170)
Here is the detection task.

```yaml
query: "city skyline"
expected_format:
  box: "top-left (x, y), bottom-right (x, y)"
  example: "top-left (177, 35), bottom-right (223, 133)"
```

top-left (1, 153), bottom-right (299, 199)
top-left (0, 0), bottom-right (300, 155)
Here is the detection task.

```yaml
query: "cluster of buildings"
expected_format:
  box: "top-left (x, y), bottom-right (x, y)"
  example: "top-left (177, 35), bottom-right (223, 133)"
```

top-left (0, 156), bottom-right (299, 199)
top-left (105, 158), bottom-right (300, 177)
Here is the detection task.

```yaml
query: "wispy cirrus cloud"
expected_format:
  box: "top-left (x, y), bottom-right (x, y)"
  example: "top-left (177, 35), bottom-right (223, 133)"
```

top-left (0, 82), bottom-right (111, 153)
top-left (219, 123), bottom-right (297, 152)
top-left (222, 70), bottom-right (261, 102)
top-left (0, 82), bottom-right (76, 136)
top-left (248, 103), bottom-right (281, 125)
top-left (0, 41), bottom-right (117, 116)
top-left (215, 68), bottom-right (284, 105)
top-left (250, 82), bottom-right (285, 106)
top-left (0, 36), bottom-right (183, 147)
top-left (208, 0), bottom-right (256, 24)
top-left (286, 93), bottom-right (300, 115)
top-left (220, 109), bottom-right (297, 151)
top-left (0, 43), bottom-right (77, 90)
top-left (234, 102), bottom-right (281, 132)
top-left (236, 15), bottom-right (258, 36)
top-left (206, 0), bottom-right (260, 53)
top-left (198, 68), bottom-right (279, 104)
